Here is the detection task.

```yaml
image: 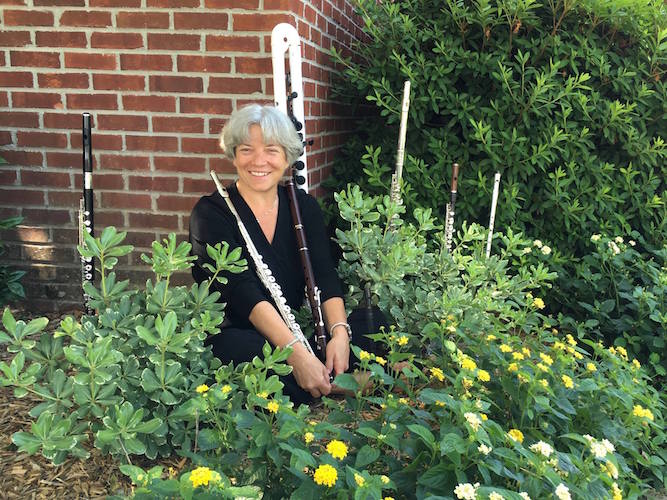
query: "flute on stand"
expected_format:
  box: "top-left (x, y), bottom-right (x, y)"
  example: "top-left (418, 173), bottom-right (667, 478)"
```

top-left (444, 162), bottom-right (460, 252)
top-left (485, 172), bottom-right (501, 258)
top-left (79, 112), bottom-right (95, 314)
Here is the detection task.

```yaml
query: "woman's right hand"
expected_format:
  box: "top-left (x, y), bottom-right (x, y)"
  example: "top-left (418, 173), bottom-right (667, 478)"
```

top-left (288, 343), bottom-right (332, 398)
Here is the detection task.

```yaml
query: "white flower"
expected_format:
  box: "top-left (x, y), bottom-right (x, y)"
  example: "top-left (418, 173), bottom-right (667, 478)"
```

top-left (489, 493), bottom-right (504, 500)
top-left (555, 483), bottom-right (571, 500)
top-left (608, 241), bottom-right (621, 254)
top-left (615, 236), bottom-right (623, 244)
top-left (454, 482), bottom-right (479, 500)
top-left (520, 493), bottom-right (532, 500)
top-left (533, 239), bottom-right (543, 248)
top-left (464, 412), bottom-right (482, 432)
top-left (601, 439), bottom-right (615, 454)
top-left (529, 440), bottom-right (554, 457)
top-left (541, 245), bottom-right (551, 255)
top-left (591, 234), bottom-right (601, 242)
top-left (590, 441), bottom-right (608, 459)
top-left (477, 443), bottom-right (492, 455)
top-left (522, 247), bottom-right (532, 254)
top-left (629, 240), bottom-right (636, 246)
top-left (583, 434), bottom-right (595, 443)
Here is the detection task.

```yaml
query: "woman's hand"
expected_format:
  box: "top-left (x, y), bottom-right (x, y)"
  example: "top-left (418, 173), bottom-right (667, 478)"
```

top-left (288, 343), bottom-right (332, 398)
top-left (325, 330), bottom-right (350, 378)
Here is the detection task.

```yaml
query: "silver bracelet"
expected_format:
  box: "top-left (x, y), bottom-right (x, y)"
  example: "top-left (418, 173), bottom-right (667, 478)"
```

top-left (283, 337), bottom-right (300, 349)
top-left (329, 322), bottom-right (352, 340)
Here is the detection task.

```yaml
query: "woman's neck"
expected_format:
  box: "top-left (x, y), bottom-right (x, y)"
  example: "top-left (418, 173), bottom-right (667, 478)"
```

top-left (235, 181), bottom-right (279, 212)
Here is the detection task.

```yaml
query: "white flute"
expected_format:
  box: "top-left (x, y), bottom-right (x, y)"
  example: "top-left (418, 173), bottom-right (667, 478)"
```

top-left (486, 172), bottom-right (501, 258)
top-left (390, 80), bottom-right (411, 208)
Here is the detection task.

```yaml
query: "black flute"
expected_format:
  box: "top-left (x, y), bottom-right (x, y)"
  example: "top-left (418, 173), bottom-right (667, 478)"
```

top-left (80, 113), bottom-right (94, 314)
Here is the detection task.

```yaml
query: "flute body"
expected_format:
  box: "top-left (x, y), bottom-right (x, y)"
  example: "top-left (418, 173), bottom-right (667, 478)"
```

top-left (444, 163), bottom-right (460, 252)
top-left (80, 113), bottom-right (94, 314)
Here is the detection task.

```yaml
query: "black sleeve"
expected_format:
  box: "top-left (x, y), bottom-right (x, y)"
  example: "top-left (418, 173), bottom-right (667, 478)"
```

top-left (299, 192), bottom-right (344, 302)
top-left (189, 194), bottom-right (268, 323)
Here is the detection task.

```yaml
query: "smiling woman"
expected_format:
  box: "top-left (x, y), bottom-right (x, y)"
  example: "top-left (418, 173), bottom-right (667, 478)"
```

top-left (188, 105), bottom-right (351, 405)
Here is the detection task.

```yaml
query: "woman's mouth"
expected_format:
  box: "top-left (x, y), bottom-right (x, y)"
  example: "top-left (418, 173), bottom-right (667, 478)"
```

top-left (249, 171), bottom-right (270, 177)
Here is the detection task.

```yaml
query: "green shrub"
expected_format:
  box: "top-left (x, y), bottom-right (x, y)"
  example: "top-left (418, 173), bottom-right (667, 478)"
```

top-left (0, 216), bottom-right (26, 305)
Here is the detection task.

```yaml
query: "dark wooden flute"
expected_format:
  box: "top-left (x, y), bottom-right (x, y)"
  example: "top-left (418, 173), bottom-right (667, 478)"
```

top-left (284, 167), bottom-right (328, 361)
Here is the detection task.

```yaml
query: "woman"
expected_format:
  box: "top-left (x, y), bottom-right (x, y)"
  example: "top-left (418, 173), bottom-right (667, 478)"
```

top-left (189, 104), bottom-right (350, 404)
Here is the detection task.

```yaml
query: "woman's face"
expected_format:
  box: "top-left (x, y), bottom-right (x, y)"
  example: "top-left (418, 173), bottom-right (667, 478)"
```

top-left (233, 124), bottom-right (289, 195)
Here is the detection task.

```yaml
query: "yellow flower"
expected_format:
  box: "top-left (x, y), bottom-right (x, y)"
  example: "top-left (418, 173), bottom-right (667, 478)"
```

top-left (512, 352), bottom-right (525, 361)
top-left (554, 341), bottom-right (566, 350)
top-left (508, 362), bottom-right (519, 372)
top-left (539, 379), bottom-right (549, 388)
top-left (435, 400), bottom-right (446, 407)
top-left (522, 347), bottom-right (531, 357)
top-left (430, 367), bottom-right (445, 382)
top-left (487, 334), bottom-right (497, 341)
top-left (137, 474), bottom-right (144, 482)
top-left (480, 413), bottom-right (488, 421)
top-left (195, 384), bottom-right (209, 394)
top-left (507, 429), bottom-right (524, 443)
top-left (189, 466), bottom-right (220, 488)
top-left (381, 475), bottom-right (390, 484)
top-left (602, 461), bottom-right (619, 479)
top-left (612, 482), bottom-right (622, 500)
top-left (384, 497), bottom-right (395, 500)
top-left (304, 432), bottom-right (314, 444)
top-left (561, 375), bottom-right (574, 389)
top-left (586, 362), bottom-right (597, 372)
top-left (632, 359), bottom-right (641, 370)
top-left (461, 356), bottom-right (477, 371)
top-left (591, 234), bottom-right (601, 242)
top-left (326, 440), bottom-right (348, 460)
top-left (267, 401), bottom-right (279, 413)
top-left (609, 346), bottom-right (617, 356)
top-left (633, 404), bottom-right (654, 421)
top-left (313, 464), bottom-right (337, 487)
top-left (446, 325), bottom-right (457, 333)
top-left (354, 473), bottom-right (365, 487)
top-left (397, 335), bottom-right (409, 346)
top-left (359, 350), bottom-right (371, 361)
top-left (399, 397), bottom-right (409, 405)
top-left (573, 351), bottom-right (583, 360)
top-left (616, 346), bottom-right (628, 360)
top-left (375, 356), bottom-right (387, 366)
top-left (499, 344), bottom-right (513, 353)
top-left (221, 384), bottom-right (232, 394)
top-left (258, 391), bottom-right (268, 399)
top-left (539, 353), bottom-right (553, 365)
top-left (566, 334), bottom-right (577, 346)
top-left (489, 492), bottom-right (505, 500)
top-left (532, 297), bottom-right (545, 310)
top-left (462, 378), bottom-right (473, 389)
top-left (477, 369), bottom-right (490, 382)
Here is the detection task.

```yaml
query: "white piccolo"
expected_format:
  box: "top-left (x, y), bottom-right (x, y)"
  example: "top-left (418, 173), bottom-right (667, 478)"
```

top-left (485, 172), bottom-right (502, 258)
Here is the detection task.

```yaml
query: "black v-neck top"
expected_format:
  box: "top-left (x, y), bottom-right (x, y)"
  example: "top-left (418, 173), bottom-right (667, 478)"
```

top-left (189, 183), bottom-right (343, 330)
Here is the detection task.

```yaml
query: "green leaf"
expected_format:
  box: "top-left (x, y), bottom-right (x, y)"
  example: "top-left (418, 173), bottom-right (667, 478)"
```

top-left (355, 444), bottom-right (380, 468)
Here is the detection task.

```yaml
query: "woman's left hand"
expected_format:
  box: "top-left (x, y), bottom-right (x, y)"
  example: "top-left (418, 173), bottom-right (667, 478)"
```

top-left (325, 331), bottom-right (350, 378)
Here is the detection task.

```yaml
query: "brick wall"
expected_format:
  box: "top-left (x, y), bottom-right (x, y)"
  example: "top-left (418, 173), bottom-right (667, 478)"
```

top-left (0, 0), bottom-right (364, 311)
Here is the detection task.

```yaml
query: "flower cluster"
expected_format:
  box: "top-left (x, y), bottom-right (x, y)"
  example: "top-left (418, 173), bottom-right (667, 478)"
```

top-left (326, 440), bottom-right (348, 460)
top-left (454, 482), bottom-right (479, 500)
top-left (189, 466), bottom-right (221, 488)
top-left (633, 404), bottom-right (654, 421)
top-left (529, 440), bottom-right (554, 457)
top-left (313, 464), bottom-right (337, 487)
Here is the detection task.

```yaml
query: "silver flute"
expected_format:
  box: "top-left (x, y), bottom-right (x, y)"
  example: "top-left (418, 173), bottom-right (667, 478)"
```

top-left (444, 163), bottom-right (460, 252)
top-left (389, 80), bottom-right (411, 210)
top-left (210, 171), bottom-right (315, 356)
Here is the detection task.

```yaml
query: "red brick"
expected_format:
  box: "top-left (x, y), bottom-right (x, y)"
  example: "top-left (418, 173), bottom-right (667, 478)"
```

top-left (205, 0), bottom-right (258, 7)
top-left (21, 170), bottom-right (71, 188)
top-left (0, 169), bottom-right (17, 185)
top-left (116, 12), bottom-right (169, 29)
top-left (233, 13), bottom-right (292, 31)
top-left (100, 154), bottom-right (150, 170)
top-left (46, 190), bottom-right (79, 207)
top-left (38, 72), bottom-right (89, 89)
top-left (0, 31), bottom-right (31, 47)
top-left (128, 175), bottom-right (179, 192)
top-left (128, 212), bottom-right (178, 228)
top-left (67, 93), bottom-right (118, 110)
top-left (126, 135), bottom-right (178, 152)
top-left (122, 231), bottom-right (156, 249)
top-left (0, 189), bottom-right (45, 204)
top-left (147, 34), bottom-right (200, 51)
top-left (177, 55), bottom-right (230, 73)
top-left (149, 75), bottom-right (202, 93)
top-left (70, 133), bottom-right (122, 150)
top-left (18, 131), bottom-right (68, 148)
top-left (96, 114), bottom-right (148, 132)
top-left (183, 177), bottom-right (214, 193)
top-left (0, 0), bottom-right (27, 5)
top-left (94, 210), bottom-right (125, 227)
top-left (122, 94), bottom-right (176, 112)
top-left (90, 0), bottom-right (140, 6)
top-left (0, 131), bottom-right (11, 145)
top-left (180, 97), bottom-right (232, 114)
top-left (147, 0), bottom-right (199, 6)
top-left (4, 10), bottom-right (54, 26)
top-left (10, 51), bottom-right (60, 68)
top-left (154, 155), bottom-right (205, 173)
top-left (35, 0), bottom-right (85, 5)
top-left (12, 92), bottom-right (62, 108)
top-left (73, 172), bottom-right (124, 190)
top-left (235, 97), bottom-right (271, 109)
top-left (206, 35), bottom-right (259, 53)
top-left (181, 137), bottom-right (220, 154)
top-left (208, 76), bottom-right (262, 94)
top-left (173, 12), bottom-right (228, 30)
top-left (59, 10), bottom-right (112, 28)
top-left (235, 56), bottom-right (271, 74)
top-left (43, 112), bottom-right (81, 129)
top-left (65, 52), bottom-right (116, 70)
top-left (46, 152), bottom-right (80, 167)
top-left (102, 192), bottom-right (151, 210)
top-left (152, 116), bottom-right (204, 133)
top-left (0, 111), bottom-right (39, 127)
top-left (0, 54), bottom-right (5, 67)
top-left (263, 0), bottom-right (298, 8)
top-left (93, 73), bottom-right (145, 91)
top-left (22, 209), bottom-right (72, 225)
top-left (91, 32), bottom-right (144, 49)
top-left (156, 194), bottom-right (198, 212)
top-left (35, 31), bottom-right (87, 47)
top-left (120, 53), bottom-right (172, 71)
top-left (209, 158), bottom-right (238, 174)
top-left (0, 70), bottom-right (32, 86)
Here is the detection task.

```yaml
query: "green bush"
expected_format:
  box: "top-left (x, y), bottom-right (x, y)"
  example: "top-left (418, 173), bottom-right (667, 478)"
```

top-left (0, 216), bottom-right (26, 305)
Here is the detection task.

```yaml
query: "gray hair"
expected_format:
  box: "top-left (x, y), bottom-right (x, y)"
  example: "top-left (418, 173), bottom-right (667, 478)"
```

top-left (219, 104), bottom-right (303, 165)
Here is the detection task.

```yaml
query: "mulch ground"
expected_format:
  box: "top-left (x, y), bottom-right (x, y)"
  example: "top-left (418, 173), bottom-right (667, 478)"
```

top-left (0, 307), bottom-right (189, 499)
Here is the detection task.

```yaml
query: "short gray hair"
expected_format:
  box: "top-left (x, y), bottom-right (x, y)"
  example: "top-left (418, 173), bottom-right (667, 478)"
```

top-left (219, 104), bottom-right (303, 165)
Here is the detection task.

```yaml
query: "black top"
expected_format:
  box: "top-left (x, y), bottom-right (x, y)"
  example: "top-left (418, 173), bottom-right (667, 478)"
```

top-left (189, 182), bottom-right (343, 330)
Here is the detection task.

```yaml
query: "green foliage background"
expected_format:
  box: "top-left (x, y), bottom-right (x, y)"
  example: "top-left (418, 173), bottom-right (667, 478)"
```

top-left (326, 0), bottom-right (666, 259)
